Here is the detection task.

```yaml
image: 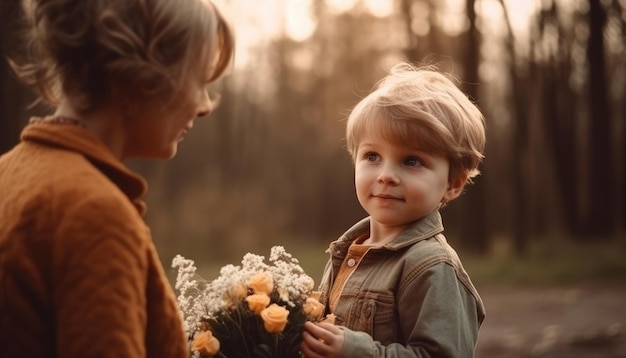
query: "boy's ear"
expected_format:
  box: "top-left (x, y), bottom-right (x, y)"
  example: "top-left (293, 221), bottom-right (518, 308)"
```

top-left (443, 173), bottom-right (468, 202)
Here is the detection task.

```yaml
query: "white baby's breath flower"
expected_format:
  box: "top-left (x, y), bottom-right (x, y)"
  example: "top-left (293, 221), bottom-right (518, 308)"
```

top-left (277, 287), bottom-right (290, 303)
top-left (172, 255), bottom-right (198, 291)
top-left (173, 246), bottom-right (317, 342)
top-left (172, 255), bottom-right (216, 334)
top-left (241, 252), bottom-right (270, 273)
top-left (269, 246), bottom-right (290, 261)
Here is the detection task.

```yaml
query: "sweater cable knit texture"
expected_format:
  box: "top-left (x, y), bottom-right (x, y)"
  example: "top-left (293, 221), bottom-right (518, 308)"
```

top-left (0, 121), bottom-right (188, 358)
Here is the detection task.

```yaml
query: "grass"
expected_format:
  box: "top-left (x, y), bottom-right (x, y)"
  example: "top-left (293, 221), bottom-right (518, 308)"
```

top-left (170, 236), bottom-right (626, 289)
top-left (462, 237), bottom-right (626, 287)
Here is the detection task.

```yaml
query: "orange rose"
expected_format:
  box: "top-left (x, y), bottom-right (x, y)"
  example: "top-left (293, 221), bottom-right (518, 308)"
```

top-left (320, 313), bottom-right (337, 325)
top-left (245, 293), bottom-right (271, 314)
top-left (247, 272), bottom-right (273, 295)
top-left (227, 282), bottom-right (248, 300)
top-left (223, 283), bottom-right (248, 309)
top-left (192, 330), bottom-right (220, 356)
top-left (260, 303), bottom-right (290, 333)
top-left (310, 291), bottom-right (322, 300)
top-left (303, 296), bottom-right (325, 319)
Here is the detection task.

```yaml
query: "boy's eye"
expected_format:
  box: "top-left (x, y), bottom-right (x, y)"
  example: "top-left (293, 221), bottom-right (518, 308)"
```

top-left (404, 156), bottom-right (422, 167)
top-left (365, 152), bottom-right (379, 161)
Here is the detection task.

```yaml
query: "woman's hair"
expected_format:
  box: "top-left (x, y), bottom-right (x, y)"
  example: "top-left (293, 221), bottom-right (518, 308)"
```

top-left (11, 0), bottom-right (235, 112)
top-left (345, 62), bottom-right (486, 183)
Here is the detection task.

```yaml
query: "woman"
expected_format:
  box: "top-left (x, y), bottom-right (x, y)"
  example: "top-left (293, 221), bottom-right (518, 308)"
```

top-left (0, 0), bottom-right (235, 357)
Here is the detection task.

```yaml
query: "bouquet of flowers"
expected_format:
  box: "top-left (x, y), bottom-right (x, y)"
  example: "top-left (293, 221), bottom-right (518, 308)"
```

top-left (172, 246), bottom-right (332, 358)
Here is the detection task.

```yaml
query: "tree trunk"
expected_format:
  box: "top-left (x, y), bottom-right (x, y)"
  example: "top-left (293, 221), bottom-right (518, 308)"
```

top-left (458, 0), bottom-right (489, 254)
top-left (537, 2), bottom-right (583, 236)
top-left (586, 0), bottom-right (614, 237)
top-left (498, 0), bottom-right (530, 256)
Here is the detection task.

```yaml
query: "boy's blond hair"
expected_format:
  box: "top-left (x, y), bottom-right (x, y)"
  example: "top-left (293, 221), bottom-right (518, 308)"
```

top-left (12, 0), bottom-right (235, 112)
top-left (346, 62), bottom-right (486, 184)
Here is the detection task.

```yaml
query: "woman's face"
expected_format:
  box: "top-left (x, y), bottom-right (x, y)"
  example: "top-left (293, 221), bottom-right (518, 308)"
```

top-left (122, 58), bottom-right (216, 159)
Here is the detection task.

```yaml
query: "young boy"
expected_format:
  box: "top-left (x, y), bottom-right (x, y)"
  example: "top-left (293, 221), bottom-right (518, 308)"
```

top-left (301, 63), bottom-right (486, 358)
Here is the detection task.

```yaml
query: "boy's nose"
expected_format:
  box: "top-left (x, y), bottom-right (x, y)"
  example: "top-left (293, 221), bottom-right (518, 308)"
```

top-left (377, 165), bottom-right (399, 184)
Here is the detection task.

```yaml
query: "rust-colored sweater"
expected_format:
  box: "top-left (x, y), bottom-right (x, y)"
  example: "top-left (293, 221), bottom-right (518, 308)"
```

top-left (0, 122), bottom-right (188, 357)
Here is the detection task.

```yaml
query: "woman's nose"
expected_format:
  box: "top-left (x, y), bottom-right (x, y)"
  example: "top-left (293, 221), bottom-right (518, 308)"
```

top-left (197, 91), bottom-right (220, 118)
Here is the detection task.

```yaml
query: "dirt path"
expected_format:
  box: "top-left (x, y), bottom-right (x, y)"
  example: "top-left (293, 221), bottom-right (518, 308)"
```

top-left (475, 282), bottom-right (626, 357)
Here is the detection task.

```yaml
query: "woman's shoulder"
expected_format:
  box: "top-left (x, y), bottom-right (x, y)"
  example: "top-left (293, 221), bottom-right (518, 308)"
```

top-left (39, 151), bottom-right (133, 205)
top-left (15, 146), bottom-right (145, 232)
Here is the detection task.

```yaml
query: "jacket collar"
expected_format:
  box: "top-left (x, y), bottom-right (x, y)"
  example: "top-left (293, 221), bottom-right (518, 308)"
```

top-left (21, 122), bottom-right (148, 214)
top-left (329, 210), bottom-right (445, 254)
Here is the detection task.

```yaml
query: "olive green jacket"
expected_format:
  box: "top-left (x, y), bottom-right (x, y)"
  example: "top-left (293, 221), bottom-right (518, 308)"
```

top-left (318, 211), bottom-right (485, 357)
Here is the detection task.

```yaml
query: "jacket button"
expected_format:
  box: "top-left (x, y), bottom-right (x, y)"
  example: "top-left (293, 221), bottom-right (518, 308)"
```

top-left (365, 305), bottom-right (372, 318)
top-left (347, 258), bottom-right (356, 267)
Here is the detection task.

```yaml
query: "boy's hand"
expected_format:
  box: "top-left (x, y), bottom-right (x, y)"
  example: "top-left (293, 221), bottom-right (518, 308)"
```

top-left (300, 321), bottom-right (344, 358)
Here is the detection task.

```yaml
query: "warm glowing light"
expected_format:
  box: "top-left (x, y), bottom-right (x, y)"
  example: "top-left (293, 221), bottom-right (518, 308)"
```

top-left (478, 0), bottom-right (505, 35)
top-left (364, 0), bottom-right (393, 17)
top-left (502, 0), bottom-right (536, 36)
top-left (286, 0), bottom-right (317, 41)
top-left (224, 0), bottom-right (538, 68)
top-left (326, 0), bottom-right (359, 14)
top-left (327, 0), bottom-right (393, 17)
top-left (439, 0), bottom-right (469, 36)
top-left (224, 0), bottom-right (283, 68)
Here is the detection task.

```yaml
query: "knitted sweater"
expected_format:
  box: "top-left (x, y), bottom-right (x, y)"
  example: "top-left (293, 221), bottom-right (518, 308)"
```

top-left (0, 122), bottom-right (188, 358)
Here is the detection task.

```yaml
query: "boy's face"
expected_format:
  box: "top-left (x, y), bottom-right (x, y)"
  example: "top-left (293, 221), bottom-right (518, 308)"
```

top-left (354, 133), bottom-right (461, 234)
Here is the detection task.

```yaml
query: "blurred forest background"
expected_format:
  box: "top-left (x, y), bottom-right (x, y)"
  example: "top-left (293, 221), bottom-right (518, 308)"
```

top-left (2, 0), bottom-right (626, 356)
top-left (1, 0), bottom-right (625, 281)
